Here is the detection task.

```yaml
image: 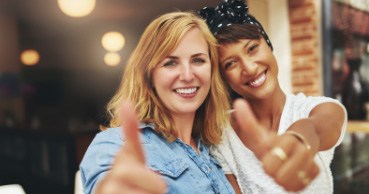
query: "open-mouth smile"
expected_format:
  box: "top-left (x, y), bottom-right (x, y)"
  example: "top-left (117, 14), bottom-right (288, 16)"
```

top-left (246, 70), bottom-right (267, 88)
top-left (174, 87), bottom-right (198, 95)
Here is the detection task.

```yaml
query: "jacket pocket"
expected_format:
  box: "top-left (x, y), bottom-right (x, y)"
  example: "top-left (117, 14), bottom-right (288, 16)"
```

top-left (149, 158), bottom-right (189, 178)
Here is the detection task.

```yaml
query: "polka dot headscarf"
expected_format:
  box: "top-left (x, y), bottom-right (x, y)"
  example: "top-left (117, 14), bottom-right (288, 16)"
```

top-left (198, 0), bottom-right (273, 50)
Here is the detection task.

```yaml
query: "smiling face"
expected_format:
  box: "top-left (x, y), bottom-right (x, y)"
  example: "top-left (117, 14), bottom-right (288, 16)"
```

top-left (218, 38), bottom-right (279, 100)
top-left (152, 27), bottom-right (211, 117)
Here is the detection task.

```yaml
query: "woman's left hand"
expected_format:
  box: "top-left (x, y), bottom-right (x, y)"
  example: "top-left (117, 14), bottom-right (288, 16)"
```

top-left (232, 99), bottom-right (320, 192)
top-left (94, 101), bottom-right (167, 194)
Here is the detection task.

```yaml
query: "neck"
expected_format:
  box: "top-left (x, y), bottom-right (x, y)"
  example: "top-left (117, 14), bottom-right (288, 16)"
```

top-left (247, 88), bottom-right (286, 132)
top-left (172, 113), bottom-right (195, 145)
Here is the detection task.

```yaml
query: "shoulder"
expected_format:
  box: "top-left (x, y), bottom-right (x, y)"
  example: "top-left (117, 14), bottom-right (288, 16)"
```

top-left (79, 127), bottom-right (125, 179)
top-left (94, 124), bottom-right (156, 144)
top-left (81, 124), bottom-right (157, 166)
top-left (280, 93), bottom-right (346, 131)
top-left (79, 127), bottom-right (122, 194)
top-left (79, 125), bottom-right (156, 194)
top-left (94, 127), bottom-right (123, 142)
top-left (291, 92), bottom-right (339, 105)
top-left (288, 93), bottom-right (344, 114)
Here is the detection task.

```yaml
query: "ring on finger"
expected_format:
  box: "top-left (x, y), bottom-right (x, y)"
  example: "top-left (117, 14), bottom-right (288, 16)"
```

top-left (297, 170), bottom-right (310, 186)
top-left (270, 146), bottom-right (287, 162)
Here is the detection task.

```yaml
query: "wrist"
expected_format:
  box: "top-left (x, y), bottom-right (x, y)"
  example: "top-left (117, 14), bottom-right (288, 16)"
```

top-left (286, 119), bottom-right (320, 153)
top-left (285, 130), bottom-right (311, 150)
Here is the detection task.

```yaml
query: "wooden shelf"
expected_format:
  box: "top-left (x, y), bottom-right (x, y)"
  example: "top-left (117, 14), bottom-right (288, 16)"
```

top-left (347, 120), bottom-right (369, 133)
top-left (0, 127), bottom-right (96, 194)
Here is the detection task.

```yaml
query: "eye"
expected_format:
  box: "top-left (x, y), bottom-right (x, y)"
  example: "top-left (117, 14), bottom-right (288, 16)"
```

top-left (192, 57), bottom-right (206, 65)
top-left (248, 44), bottom-right (259, 54)
top-left (223, 60), bottom-right (237, 70)
top-left (162, 60), bottom-right (177, 67)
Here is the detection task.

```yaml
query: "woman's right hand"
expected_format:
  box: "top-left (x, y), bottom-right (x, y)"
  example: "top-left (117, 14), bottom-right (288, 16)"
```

top-left (232, 99), bottom-right (319, 192)
top-left (94, 102), bottom-right (167, 194)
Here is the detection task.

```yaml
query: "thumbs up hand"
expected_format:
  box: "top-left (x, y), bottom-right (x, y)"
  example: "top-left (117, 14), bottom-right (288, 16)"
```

top-left (232, 99), bottom-right (319, 192)
top-left (95, 101), bottom-right (167, 194)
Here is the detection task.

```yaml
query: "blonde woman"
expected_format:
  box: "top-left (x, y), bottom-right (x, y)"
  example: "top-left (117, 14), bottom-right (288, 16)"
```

top-left (80, 11), bottom-right (239, 194)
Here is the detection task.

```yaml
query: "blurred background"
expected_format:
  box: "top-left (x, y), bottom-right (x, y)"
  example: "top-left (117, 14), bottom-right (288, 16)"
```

top-left (0, 0), bottom-right (369, 193)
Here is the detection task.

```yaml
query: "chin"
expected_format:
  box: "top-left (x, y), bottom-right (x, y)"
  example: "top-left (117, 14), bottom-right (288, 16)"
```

top-left (176, 104), bottom-right (202, 114)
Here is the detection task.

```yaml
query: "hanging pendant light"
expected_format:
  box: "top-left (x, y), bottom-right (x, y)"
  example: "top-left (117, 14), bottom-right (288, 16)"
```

top-left (57, 0), bottom-right (96, 17)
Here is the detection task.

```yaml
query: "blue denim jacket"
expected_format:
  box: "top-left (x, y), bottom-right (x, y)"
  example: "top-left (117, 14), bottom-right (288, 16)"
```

top-left (80, 124), bottom-right (235, 194)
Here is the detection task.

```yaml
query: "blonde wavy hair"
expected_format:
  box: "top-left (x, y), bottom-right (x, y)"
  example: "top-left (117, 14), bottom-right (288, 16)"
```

top-left (106, 11), bottom-right (230, 145)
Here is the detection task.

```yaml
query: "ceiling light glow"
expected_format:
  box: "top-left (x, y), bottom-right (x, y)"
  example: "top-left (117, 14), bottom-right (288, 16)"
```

top-left (101, 31), bottom-right (125, 52)
top-left (57, 0), bottom-right (96, 17)
top-left (21, 49), bottom-right (40, 66)
top-left (104, 52), bottom-right (121, 66)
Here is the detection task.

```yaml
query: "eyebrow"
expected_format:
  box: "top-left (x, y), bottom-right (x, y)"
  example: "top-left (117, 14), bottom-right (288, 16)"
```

top-left (165, 56), bottom-right (178, 60)
top-left (166, 52), bottom-right (208, 59)
top-left (243, 40), bottom-right (253, 51)
top-left (220, 40), bottom-right (253, 65)
top-left (192, 53), bottom-right (208, 57)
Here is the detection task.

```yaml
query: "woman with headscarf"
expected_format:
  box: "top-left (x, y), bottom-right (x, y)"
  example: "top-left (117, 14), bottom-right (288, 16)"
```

top-left (199, 1), bottom-right (347, 193)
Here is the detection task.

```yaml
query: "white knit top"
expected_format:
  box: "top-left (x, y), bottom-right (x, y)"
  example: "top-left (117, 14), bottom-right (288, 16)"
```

top-left (211, 93), bottom-right (347, 194)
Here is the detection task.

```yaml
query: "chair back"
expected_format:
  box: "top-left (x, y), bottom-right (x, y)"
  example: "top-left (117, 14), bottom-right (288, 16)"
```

top-left (0, 184), bottom-right (25, 194)
top-left (75, 170), bottom-right (85, 194)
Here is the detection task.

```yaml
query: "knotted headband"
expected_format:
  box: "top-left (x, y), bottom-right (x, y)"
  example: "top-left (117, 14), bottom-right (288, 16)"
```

top-left (198, 0), bottom-right (273, 50)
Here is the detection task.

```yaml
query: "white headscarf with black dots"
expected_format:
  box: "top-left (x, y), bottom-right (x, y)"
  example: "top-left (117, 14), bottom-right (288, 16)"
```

top-left (198, 0), bottom-right (273, 50)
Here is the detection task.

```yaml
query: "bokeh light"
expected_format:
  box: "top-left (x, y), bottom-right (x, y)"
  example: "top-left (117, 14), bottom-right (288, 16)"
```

top-left (101, 31), bottom-right (125, 52)
top-left (57, 0), bottom-right (96, 17)
top-left (20, 49), bottom-right (40, 66)
top-left (104, 52), bottom-right (121, 66)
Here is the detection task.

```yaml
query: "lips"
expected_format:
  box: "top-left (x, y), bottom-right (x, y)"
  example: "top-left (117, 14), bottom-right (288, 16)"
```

top-left (246, 70), bottom-right (267, 88)
top-left (174, 87), bottom-right (198, 95)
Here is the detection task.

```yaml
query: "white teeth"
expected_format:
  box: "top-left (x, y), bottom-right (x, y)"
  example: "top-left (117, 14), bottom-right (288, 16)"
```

top-left (249, 73), bottom-right (266, 86)
top-left (176, 87), bottom-right (197, 94)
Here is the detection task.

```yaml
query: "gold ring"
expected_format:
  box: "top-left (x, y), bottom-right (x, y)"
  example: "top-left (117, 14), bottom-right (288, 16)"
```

top-left (270, 147), bottom-right (287, 161)
top-left (297, 171), bottom-right (310, 186)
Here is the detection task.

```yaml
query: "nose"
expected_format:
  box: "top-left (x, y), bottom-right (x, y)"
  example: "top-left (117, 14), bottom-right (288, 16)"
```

top-left (179, 63), bottom-right (194, 82)
top-left (240, 60), bottom-right (257, 76)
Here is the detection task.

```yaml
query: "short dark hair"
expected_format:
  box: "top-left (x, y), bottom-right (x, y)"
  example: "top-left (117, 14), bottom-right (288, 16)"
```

top-left (216, 23), bottom-right (263, 45)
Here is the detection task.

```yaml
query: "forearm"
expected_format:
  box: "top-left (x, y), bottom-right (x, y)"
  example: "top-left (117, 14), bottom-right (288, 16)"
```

top-left (286, 103), bottom-right (345, 152)
top-left (286, 119), bottom-right (320, 154)
top-left (308, 116), bottom-right (342, 151)
top-left (226, 174), bottom-right (242, 194)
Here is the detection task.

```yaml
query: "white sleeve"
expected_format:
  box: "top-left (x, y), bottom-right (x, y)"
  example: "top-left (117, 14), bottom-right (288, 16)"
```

top-left (210, 127), bottom-right (235, 174)
top-left (210, 145), bottom-right (232, 174)
top-left (301, 94), bottom-right (348, 148)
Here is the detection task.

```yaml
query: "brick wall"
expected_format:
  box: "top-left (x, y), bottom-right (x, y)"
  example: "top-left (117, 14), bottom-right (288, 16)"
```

top-left (288, 0), bottom-right (321, 96)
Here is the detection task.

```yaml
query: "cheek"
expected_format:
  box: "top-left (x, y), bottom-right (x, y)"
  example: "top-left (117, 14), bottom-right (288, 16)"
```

top-left (152, 72), bottom-right (159, 89)
top-left (154, 77), bottom-right (172, 94)
top-left (199, 65), bottom-right (212, 84)
top-left (267, 57), bottom-right (279, 74)
top-left (224, 71), bottom-right (239, 86)
top-left (272, 64), bottom-right (279, 75)
top-left (268, 63), bottom-right (279, 78)
top-left (152, 70), bottom-right (168, 93)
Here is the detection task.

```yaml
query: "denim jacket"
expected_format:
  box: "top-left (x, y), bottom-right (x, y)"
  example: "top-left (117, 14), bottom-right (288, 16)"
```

top-left (80, 124), bottom-right (235, 194)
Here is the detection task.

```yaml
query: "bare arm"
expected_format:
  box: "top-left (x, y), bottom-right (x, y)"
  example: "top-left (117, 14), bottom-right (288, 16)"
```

top-left (308, 102), bottom-right (345, 150)
top-left (232, 99), bottom-right (320, 192)
top-left (286, 102), bottom-right (346, 154)
top-left (226, 174), bottom-right (242, 194)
